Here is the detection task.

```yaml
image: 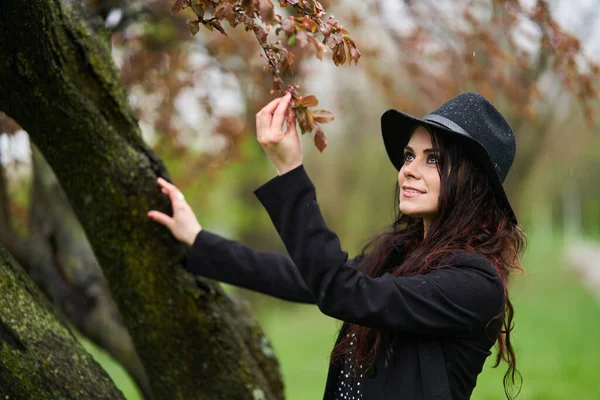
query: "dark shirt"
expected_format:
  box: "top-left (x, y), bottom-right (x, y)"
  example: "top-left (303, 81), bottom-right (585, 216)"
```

top-left (335, 334), bottom-right (364, 400)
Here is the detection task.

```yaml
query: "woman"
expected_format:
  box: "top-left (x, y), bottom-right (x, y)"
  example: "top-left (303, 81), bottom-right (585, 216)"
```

top-left (147, 92), bottom-right (525, 400)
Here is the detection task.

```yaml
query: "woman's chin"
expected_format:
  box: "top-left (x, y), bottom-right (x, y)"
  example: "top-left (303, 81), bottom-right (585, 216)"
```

top-left (399, 207), bottom-right (422, 218)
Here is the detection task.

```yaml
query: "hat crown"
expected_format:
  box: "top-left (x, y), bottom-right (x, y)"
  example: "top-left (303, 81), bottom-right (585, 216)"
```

top-left (425, 92), bottom-right (516, 182)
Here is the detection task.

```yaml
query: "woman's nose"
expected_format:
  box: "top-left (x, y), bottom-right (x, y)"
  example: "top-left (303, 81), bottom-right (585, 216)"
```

top-left (400, 162), bottom-right (420, 181)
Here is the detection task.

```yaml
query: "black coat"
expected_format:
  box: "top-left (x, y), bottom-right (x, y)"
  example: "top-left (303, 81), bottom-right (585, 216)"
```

top-left (184, 165), bottom-right (505, 400)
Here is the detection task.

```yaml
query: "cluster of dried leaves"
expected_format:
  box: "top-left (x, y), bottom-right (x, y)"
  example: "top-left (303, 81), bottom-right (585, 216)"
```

top-left (107, 0), bottom-right (598, 168)
top-left (172, 0), bottom-right (361, 151)
top-left (528, 0), bottom-right (599, 121)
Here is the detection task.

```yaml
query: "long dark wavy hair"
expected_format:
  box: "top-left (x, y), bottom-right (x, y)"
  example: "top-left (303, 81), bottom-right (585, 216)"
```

top-left (329, 126), bottom-right (526, 399)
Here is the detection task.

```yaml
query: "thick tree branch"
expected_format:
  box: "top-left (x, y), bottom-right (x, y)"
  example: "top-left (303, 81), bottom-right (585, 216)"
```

top-left (0, 0), bottom-right (283, 398)
top-left (0, 244), bottom-right (125, 399)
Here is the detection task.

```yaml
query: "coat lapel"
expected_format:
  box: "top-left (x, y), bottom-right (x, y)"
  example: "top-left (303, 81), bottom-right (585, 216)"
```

top-left (375, 242), bottom-right (405, 277)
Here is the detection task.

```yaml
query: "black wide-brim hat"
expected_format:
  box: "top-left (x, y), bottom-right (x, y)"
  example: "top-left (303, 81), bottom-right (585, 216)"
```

top-left (381, 92), bottom-right (517, 223)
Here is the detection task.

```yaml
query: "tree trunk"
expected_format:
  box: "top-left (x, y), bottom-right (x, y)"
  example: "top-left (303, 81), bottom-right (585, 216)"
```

top-left (0, 245), bottom-right (125, 399)
top-left (0, 1), bottom-right (284, 399)
top-left (0, 144), bottom-right (152, 398)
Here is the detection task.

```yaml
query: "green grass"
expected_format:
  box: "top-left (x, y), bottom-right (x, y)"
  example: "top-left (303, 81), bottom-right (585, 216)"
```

top-left (77, 334), bottom-right (143, 400)
top-left (83, 232), bottom-right (600, 399)
top-left (471, 233), bottom-right (600, 400)
top-left (256, 305), bottom-right (339, 400)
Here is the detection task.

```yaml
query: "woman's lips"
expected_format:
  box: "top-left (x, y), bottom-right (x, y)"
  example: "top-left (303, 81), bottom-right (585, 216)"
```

top-left (402, 188), bottom-right (424, 198)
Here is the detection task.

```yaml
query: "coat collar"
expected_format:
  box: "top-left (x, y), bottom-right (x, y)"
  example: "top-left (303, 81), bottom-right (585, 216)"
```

top-left (375, 242), bottom-right (405, 277)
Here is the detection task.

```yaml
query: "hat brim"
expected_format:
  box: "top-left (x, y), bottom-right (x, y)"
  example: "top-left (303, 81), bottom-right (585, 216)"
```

top-left (380, 109), bottom-right (517, 224)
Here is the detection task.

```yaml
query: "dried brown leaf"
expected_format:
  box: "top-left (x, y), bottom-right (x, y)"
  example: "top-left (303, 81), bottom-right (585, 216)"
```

top-left (214, 2), bottom-right (236, 25)
top-left (279, 49), bottom-right (295, 76)
top-left (306, 109), bottom-right (314, 129)
top-left (298, 95), bottom-right (318, 107)
top-left (258, 0), bottom-right (275, 24)
top-left (191, 2), bottom-right (204, 18)
top-left (242, 0), bottom-right (255, 14)
top-left (309, 36), bottom-right (327, 60)
top-left (312, 109), bottom-right (334, 124)
top-left (295, 17), bottom-right (318, 33)
top-left (172, 0), bottom-right (187, 14)
top-left (332, 42), bottom-right (346, 66)
top-left (297, 109), bottom-right (311, 133)
top-left (343, 37), bottom-right (361, 65)
top-left (314, 125), bottom-right (328, 152)
top-left (188, 20), bottom-right (200, 36)
top-left (211, 20), bottom-right (227, 35)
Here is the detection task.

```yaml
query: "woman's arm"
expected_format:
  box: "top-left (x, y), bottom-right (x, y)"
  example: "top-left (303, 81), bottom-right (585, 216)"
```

top-left (184, 230), bottom-right (364, 304)
top-left (184, 230), bottom-right (316, 303)
top-left (254, 165), bottom-right (505, 335)
top-left (147, 176), bottom-right (362, 304)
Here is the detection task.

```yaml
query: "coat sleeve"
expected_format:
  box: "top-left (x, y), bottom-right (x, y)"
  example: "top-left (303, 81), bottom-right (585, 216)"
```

top-left (254, 165), bottom-right (505, 335)
top-left (183, 229), bottom-right (363, 304)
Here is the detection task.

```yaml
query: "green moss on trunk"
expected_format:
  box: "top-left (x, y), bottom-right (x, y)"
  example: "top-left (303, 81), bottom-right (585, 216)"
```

top-left (0, 246), bottom-right (124, 399)
top-left (0, 0), bottom-right (284, 398)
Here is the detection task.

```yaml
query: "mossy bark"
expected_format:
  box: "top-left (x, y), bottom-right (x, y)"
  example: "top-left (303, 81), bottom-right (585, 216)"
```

top-left (0, 1), bottom-right (284, 399)
top-left (0, 245), bottom-right (125, 399)
top-left (0, 145), bottom-right (152, 398)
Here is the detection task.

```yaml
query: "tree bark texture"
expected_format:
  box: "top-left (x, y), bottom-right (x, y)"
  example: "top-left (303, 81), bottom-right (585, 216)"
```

top-left (0, 1), bottom-right (284, 399)
top-left (0, 245), bottom-right (125, 399)
top-left (0, 145), bottom-right (152, 398)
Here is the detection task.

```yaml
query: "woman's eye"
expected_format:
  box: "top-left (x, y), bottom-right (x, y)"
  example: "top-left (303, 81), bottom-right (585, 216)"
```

top-left (403, 153), bottom-right (414, 162)
top-left (428, 155), bottom-right (439, 164)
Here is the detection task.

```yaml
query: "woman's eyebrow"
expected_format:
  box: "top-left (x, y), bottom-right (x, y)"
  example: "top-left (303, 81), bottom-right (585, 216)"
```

top-left (404, 145), bottom-right (436, 153)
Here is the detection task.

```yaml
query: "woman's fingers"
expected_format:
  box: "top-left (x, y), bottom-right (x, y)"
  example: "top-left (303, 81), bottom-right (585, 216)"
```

top-left (147, 210), bottom-right (173, 228)
top-left (149, 177), bottom-right (203, 246)
top-left (157, 177), bottom-right (177, 191)
top-left (157, 177), bottom-right (185, 205)
top-left (271, 92), bottom-right (292, 130)
top-left (261, 96), bottom-right (284, 114)
top-left (285, 108), bottom-right (297, 135)
top-left (256, 97), bottom-right (283, 134)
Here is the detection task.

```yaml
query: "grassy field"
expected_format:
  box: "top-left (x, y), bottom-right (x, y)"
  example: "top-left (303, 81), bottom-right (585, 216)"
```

top-left (78, 335), bottom-right (144, 399)
top-left (84, 232), bottom-right (600, 399)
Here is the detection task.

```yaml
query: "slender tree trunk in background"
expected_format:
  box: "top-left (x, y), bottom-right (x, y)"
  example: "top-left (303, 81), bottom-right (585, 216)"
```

top-left (0, 145), bottom-right (152, 398)
top-left (0, 1), bottom-right (284, 398)
top-left (0, 245), bottom-right (125, 399)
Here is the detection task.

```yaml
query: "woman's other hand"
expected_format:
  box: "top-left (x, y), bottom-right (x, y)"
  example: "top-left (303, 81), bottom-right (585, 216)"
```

top-left (147, 177), bottom-right (202, 247)
top-left (256, 92), bottom-right (303, 175)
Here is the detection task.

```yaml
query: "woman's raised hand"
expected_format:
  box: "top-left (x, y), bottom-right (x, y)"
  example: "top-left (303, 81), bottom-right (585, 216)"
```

top-left (147, 177), bottom-right (202, 247)
top-left (256, 92), bottom-right (303, 175)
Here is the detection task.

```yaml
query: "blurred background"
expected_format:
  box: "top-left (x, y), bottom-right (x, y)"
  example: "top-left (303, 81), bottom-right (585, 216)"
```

top-left (1, 0), bottom-right (600, 399)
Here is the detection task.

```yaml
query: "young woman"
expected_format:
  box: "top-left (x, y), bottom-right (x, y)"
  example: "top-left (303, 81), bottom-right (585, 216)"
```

top-left (147, 92), bottom-right (525, 400)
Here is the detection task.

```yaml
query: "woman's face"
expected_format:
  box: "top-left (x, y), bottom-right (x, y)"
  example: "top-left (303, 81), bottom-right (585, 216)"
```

top-left (398, 126), bottom-right (441, 226)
